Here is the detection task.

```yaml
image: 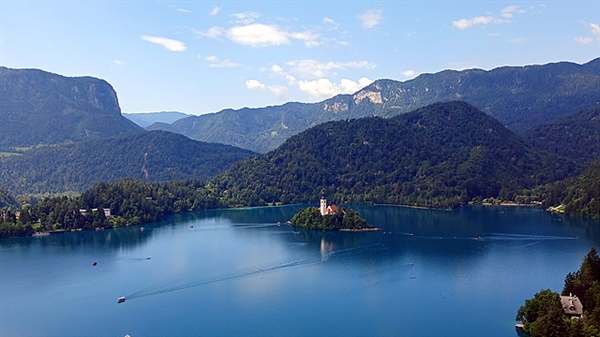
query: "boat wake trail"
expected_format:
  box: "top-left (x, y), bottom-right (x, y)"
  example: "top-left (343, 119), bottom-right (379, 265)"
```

top-left (125, 259), bottom-right (318, 301)
top-left (479, 233), bottom-right (577, 241)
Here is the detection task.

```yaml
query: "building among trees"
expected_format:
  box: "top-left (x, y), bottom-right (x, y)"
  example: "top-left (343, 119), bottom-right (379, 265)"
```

top-left (319, 196), bottom-right (339, 216)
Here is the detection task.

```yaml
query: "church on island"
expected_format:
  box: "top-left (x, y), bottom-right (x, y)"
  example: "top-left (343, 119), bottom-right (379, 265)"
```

top-left (320, 196), bottom-right (339, 216)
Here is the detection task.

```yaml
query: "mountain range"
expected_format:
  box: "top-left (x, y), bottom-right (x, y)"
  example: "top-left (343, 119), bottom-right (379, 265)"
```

top-left (214, 101), bottom-right (578, 209)
top-left (148, 58), bottom-right (600, 153)
top-left (1, 62), bottom-right (599, 218)
top-left (0, 131), bottom-right (255, 195)
top-left (0, 67), bottom-right (141, 150)
top-left (123, 111), bottom-right (190, 128)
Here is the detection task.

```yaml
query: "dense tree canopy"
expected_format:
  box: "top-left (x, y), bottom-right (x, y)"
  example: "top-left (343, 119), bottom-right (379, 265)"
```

top-left (215, 101), bottom-right (578, 209)
top-left (0, 178), bottom-right (224, 238)
top-left (524, 106), bottom-right (600, 166)
top-left (0, 131), bottom-right (256, 195)
top-left (518, 248), bottom-right (600, 337)
top-left (290, 206), bottom-right (369, 231)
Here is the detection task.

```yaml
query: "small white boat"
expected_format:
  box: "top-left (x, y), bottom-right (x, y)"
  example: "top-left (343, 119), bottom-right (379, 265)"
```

top-left (117, 297), bottom-right (126, 303)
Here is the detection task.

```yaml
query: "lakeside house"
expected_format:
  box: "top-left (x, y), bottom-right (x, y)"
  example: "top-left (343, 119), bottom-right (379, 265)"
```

top-left (79, 208), bottom-right (112, 218)
top-left (561, 294), bottom-right (584, 319)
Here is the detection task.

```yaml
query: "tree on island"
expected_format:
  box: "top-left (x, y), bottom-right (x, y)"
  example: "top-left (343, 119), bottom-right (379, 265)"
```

top-left (517, 248), bottom-right (600, 337)
top-left (290, 206), bottom-right (370, 231)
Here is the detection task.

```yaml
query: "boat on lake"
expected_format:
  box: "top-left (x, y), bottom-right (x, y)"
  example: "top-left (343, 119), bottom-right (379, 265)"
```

top-left (117, 297), bottom-right (126, 303)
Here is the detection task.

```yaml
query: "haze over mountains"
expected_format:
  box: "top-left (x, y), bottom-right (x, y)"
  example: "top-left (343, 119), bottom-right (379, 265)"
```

top-left (148, 58), bottom-right (600, 153)
top-left (123, 111), bottom-right (190, 128)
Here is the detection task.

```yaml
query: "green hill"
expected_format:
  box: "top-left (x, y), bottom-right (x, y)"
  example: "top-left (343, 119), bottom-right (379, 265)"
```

top-left (0, 67), bottom-right (142, 150)
top-left (151, 59), bottom-right (600, 153)
top-left (524, 105), bottom-right (600, 165)
top-left (214, 101), bottom-right (578, 209)
top-left (0, 131), bottom-right (256, 195)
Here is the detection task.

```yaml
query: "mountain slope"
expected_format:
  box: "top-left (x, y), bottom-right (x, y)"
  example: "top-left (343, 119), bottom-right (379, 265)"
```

top-left (153, 59), bottom-right (600, 153)
top-left (124, 111), bottom-right (190, 128)
top-left (214, 101), bottom-right (578, 209)
top-left (0, 67), bottom-right (142, 150)
top-left (523, 105), bottom-right (600, 165)
top-left (0, 131), bottom-right (256, 195)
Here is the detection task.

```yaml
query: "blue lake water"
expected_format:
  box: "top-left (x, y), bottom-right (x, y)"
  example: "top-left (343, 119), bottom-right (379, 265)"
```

top-left (2, 204), bottom-right (600, 337)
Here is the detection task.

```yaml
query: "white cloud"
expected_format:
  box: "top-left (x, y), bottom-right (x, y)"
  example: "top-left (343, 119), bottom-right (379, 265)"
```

top-left (358, 10), bottom-right (383, 29)
top-left (575, 23), bottom-right (600, 44)
top-left (340, 77), bottom-right (373, 93)
top-left (591, 23), bottom-right (600, 39)
top-left (401, 70), bottom-right (416, 78)
top-left (500, 5), bottom-right (526, 19)
top-left (204, 55), bottom-right (240, 68)
top-left (290, 31), bottom-right (321, 47)
top-left (231, 12), bottom-right (260, 25)
top-left (209, 6), bottom-right (220, 16)
top-left (297, 78), bottom-right (338, 98)
top-left (454, 6), bottom-right (527, 30)
top-left (113, 59), bottom-right (125, 66)
top-left (323, 17), bottom-right (339, 29)
top-left (223, 24), bottom-right (319, 47)
top-left (245, 79), bottom-right (266, 90)
top-left (267, 85), bottom-right (288, 99)
top-left (201, 26), bottom-right (226, 39)
top-left (576, 36), bottom-right (593, 44)
top-left (227, 24), bottom-right (290, 47)
top-left (140, 35), bottom-right (186, 52)
top-left (177, 8), bottom-right (191, 14)
top-left (271, 64), bottom-right (284, 74)
top-left (245, 79), bottom-right (288, 99)
top-left (453, 16), bottom-right (494, 30)
top-left (286, 59), bottom-right (376, 78)
top-left (297, 77), bottom-right (374, 98)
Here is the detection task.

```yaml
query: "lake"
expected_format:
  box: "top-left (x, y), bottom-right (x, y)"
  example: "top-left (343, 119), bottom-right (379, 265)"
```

top-left (2, 204), bottom-right (600, 337)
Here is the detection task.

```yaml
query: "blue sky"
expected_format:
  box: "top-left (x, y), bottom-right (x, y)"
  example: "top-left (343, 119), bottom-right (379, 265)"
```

top-left (1, 1), bottom-right (599, 115)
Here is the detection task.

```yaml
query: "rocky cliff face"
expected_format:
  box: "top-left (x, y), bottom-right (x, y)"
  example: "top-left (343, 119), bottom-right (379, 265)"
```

top-left (0, 67), bottom-right (142, 149)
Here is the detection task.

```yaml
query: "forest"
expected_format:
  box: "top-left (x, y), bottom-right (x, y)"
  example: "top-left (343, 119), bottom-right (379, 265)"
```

top-left (517, 248), bottom-right (600, 337)
top-left (0, 179), bottom-right (223, 238)
top-left (214, 101), bottom-right (578, 209)
top-left (1, 101), bottom-right (600, 238)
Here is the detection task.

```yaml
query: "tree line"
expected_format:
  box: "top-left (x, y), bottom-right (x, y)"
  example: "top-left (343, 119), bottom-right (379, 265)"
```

top-left (517, 248), bottom-right (600, 336)
top-left (0, 179), bottom-right (224, 238)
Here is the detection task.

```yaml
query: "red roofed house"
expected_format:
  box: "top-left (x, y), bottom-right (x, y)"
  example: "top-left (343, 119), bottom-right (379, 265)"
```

top-left (320, 196), bottom-right (338, 216)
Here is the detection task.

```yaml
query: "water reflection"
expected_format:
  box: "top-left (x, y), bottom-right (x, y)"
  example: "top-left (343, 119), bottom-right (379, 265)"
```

top-left (0, 225), bottom-right (155, 251)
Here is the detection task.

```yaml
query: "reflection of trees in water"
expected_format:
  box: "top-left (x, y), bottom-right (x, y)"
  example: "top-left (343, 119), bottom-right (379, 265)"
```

top-left (178, 205), bottom-right (309, 224)
top-left (0, 225), bottom-right (154, 250)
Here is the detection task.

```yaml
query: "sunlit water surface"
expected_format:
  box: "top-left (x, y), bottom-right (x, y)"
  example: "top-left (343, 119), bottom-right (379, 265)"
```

top-left (2, 205), bottom-right (600, 337)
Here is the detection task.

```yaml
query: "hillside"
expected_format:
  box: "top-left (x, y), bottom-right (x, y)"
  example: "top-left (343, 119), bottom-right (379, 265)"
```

top-left (0, 67), bottom-right (142, 150)
top-left (0, 131), bottom-right (256, 195)
top-left (214, 101), bottom-right (578, 209)
top-left (150, 59), bottom-right (600, 153)
top-left (524, 105), bottom-right (600, 165)
top-left (124, 111), bottom-right (190, 128)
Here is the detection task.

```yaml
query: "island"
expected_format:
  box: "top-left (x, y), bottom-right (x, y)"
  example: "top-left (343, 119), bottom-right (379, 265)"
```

top-left (290, 197), bottom-right (379, 231)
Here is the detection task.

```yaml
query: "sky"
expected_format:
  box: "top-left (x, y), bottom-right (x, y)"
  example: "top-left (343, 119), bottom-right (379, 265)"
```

top-left (1, 1), bottom-right (599, 115)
